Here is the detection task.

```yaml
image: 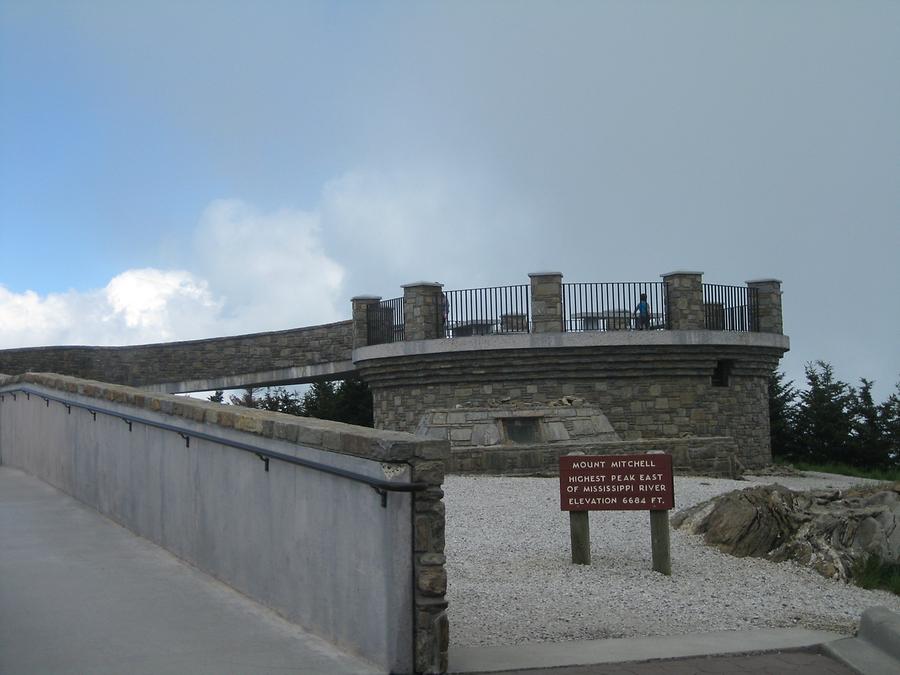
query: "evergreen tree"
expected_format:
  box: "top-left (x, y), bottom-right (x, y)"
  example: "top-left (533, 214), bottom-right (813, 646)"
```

top-left (222, 380), bottom-right (373, 427)
top-left (768, 370), bottom-right (798, 459)
top-left (333, 377), bottom-right (374, 427)
top-left (258, 387), bottom-right (304, 416)
top-left (300, 381), bottom-right (338, 420)
top-left (880, 380), bottom-right (900, 467)
top-left (229, 387), bottom-right (259, 408)
top-left (849, 378), bottom-right (891, 467)
top-left (208, 390), bottom-right (225, 403)
top-left (794, 361), bottom-right (854, 465)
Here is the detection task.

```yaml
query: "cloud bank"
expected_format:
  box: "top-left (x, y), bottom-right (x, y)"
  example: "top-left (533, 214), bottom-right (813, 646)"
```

top-left (0, 165), bottom-right (532, 349)
top-left (0, 199), bottom-right (345, 348)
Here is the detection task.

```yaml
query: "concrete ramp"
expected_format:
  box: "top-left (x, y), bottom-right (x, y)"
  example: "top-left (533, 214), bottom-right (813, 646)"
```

top-left (0, 372), bottom-right (449, 673)
top-left (0, 466), bottom-right (379, 675)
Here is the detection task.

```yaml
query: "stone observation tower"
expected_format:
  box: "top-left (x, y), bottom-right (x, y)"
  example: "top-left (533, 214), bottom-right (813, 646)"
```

top-left (352, 271), bottom-right (787, 477)
top-left (0, 270), bottom-right (786, 478)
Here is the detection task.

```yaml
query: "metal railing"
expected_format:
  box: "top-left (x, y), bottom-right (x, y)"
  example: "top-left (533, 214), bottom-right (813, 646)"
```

top-left (702, 284), bottom-right (759, 332)
top-left (562, 282), bottom-right (667, 332)
top-left (366, 297), bottom-right (405, 345)
top-left (0, 386), bottom-right (427, 507)
top-left (440, 285), bottom-right (530, 337)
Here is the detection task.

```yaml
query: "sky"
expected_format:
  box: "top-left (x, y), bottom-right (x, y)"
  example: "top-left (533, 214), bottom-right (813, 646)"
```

top-left (1, 1), bottom-right (898, 400)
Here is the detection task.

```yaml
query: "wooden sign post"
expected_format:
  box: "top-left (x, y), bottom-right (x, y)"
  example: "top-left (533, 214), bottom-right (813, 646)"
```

top-left (559, 451), bottom-right (675, 575)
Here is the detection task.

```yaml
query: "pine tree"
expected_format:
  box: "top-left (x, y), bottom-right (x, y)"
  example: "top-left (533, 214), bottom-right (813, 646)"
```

top-left (768, 370), bottom-right (798, 460)
top-left (301, 382), bottom-right (338, 420)
top-left (880, 380), bottom-right (900, 468)
top-left (333, 377), bottom-right (374, 427)
top-left (259, 387), bottom-right (304, 416)
top-left (208, 390), bottom-right (225, 403)
top-left (849, 378), bottom-right (891, 468)
top-left (229, 387), bottom-right (258, 408)
top-left (794, 361), bottom-right (854, 465)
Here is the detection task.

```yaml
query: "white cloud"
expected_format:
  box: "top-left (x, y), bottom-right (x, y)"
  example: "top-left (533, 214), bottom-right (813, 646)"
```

top-left (195, 199), bottom-right (344, 332)
top-left (320, 167), bottom-right (541, 294)
top-left (104, 269), bottom-right (220, 335)
top-left (0, 286), bottom-right (84, 347)
top-left (0, 200), bottom-right (346, 348)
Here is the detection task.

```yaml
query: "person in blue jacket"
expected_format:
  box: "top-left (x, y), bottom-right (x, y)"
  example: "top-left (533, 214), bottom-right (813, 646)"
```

top-left (634, 293), bottom-right (651, 330)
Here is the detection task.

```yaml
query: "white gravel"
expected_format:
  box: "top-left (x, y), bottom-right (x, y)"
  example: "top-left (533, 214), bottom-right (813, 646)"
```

top-left (444, 471), bottom-right (900, 646)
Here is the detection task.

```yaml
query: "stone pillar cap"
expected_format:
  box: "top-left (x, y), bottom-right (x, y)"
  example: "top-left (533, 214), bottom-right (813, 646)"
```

top-left (660, 270), bottom-right (703, 277)
top-left (351, 295), bottom-right (382, 301)
top-left (528, 271), bottom-right (563, 277)
top-left (745, 278), bottom-right (782, 285)
top-left (400, 281), bottom-right (443, 288)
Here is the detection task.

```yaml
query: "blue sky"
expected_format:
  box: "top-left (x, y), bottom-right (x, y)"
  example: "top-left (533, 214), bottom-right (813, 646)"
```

top-left (1, 1), bottom-right (898, 399)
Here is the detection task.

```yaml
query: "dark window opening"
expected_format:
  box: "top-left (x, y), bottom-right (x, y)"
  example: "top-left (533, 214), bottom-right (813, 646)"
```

top-left (502, 417), bottom-right (543, 444)
top-left (712, 360), bottom-right (734, 387)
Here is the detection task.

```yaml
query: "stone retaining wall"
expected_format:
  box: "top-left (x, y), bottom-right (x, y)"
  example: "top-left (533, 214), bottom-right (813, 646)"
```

top-left (0, 321), bottom-right (354, 390)
top-left (358, 340), bottom-right (782, 469)
top-left (448, 437), bottom-right (741, 478)
top-left (415, 401), bottom-right (620, 447)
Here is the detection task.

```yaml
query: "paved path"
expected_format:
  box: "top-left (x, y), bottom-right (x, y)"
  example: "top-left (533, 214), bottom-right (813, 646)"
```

top-left (489, 650), bottom-right (856, 674)
top-left (450, 627), bottom-right (850, 674)
top-left (0, 466), bottom-right (377, 675)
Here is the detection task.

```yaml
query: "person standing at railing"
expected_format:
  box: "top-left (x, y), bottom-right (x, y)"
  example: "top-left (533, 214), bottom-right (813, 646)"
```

top-left (634, 293), bottom-right (651, 330)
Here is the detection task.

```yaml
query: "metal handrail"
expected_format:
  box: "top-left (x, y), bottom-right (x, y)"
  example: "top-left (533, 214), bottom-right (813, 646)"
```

top-left (0, 386), bottom-right (428, 507)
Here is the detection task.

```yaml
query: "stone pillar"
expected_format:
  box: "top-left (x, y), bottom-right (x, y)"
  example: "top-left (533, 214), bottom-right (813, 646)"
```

top-left (661, 271), bottom-right (704, 330)
top-left (403, 282), bottom-right (444, 341)
top-left (529, 272), bottom-right (563, 334)
top-left (350, 296), bottom-right (381, 348)
top-left (411, 446), bottom-right (450, 673)
top-left (746, 279), bottom-right (783, 334)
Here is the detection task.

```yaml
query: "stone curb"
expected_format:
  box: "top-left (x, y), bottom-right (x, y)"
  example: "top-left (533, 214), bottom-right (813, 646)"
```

top-left (825, 606), bottom-right (900, 674)
top-left (859, 606), bottom-right (900, 661)
top-left (448, 628), bottom-right (842, 673)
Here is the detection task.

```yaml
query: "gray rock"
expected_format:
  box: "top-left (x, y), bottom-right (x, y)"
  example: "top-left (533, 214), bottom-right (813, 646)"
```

top-left (672, 482), bottom-right (900, 581)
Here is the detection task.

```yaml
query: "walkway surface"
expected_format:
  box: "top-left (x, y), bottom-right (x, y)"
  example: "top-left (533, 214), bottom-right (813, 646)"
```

top-left (476, 650), bottom-right (855, 674)
top-left (2, 465), bottom-right (890, 674)
top-left (0, 466), bottom-right (377, 675)
top-left (450, 631), bottom-right (857, 674)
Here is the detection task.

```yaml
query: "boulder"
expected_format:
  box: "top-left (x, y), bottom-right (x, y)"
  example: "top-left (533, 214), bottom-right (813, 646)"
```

top-left (672, 482), bottom-right (900, 581)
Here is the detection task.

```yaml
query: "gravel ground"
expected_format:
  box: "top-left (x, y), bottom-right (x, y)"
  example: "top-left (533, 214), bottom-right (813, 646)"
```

top-left (444, 471), bottom-right (900, 646)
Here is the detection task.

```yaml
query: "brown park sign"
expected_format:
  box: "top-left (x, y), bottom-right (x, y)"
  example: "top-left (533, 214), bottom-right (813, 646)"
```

top-left (559, 453), bottom-right (675, 512)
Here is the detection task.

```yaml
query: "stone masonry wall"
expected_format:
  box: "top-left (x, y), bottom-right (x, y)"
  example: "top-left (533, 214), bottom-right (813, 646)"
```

top-left (449, 437), bottom-right (741, 478)
top-left (416, 401), bottom-right (620, 447)
top-left (414, 401), bottom-right (742, 477)
top-left (0, 321), bottom-right (354, 389)
top-left (359, 341), bottom-right (780, 469)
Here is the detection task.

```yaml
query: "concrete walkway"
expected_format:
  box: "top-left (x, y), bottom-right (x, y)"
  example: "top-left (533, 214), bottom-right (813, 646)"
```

top-left (449, 629), bottom-right (850, 674)
top-left (0, 466), bottom-right (379, 675)
top-left (473, 650), bottom-right (856, 674)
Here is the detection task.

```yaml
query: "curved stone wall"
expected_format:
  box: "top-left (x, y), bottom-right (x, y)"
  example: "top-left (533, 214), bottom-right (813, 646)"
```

top-left (354, 331), bottom-right (789, 469)
top-left (0, 321), bottom-right (354, 392)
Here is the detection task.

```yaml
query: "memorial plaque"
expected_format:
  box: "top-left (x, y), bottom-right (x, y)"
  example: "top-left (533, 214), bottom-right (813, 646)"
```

top-left (559, 454), bottom-right (674, 511)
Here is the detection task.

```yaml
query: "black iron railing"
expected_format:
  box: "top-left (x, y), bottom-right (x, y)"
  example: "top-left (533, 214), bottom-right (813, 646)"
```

top-left (0, 386), bottom-right (427, 507)
top-left (367, 297), bottom-right (405, 345)
top-left (562, 282), bottom-right (667, 332)
top-left (441, 285), bottom-right (530, 337)
top-left (702, 284), bottom-right (759, 332)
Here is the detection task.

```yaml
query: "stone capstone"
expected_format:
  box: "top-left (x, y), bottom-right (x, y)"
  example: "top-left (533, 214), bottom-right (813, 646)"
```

top-left (672, 482), bottom-right (900, 581)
